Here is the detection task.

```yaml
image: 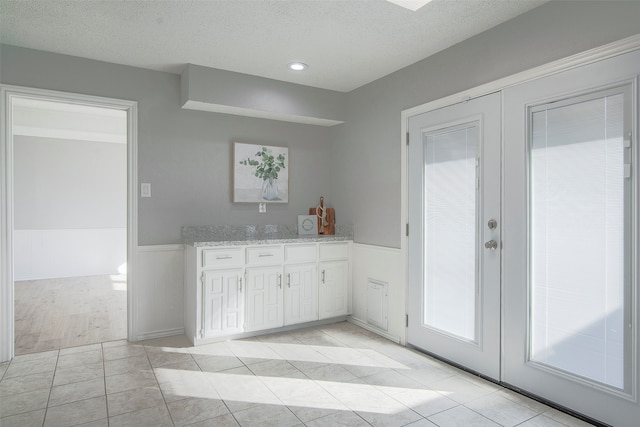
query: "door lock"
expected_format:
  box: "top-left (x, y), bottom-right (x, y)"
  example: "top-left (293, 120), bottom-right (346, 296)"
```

top-left (488, 219), bottom-right (497, 230)
top-left (484, 240), bottom-right (498, 250)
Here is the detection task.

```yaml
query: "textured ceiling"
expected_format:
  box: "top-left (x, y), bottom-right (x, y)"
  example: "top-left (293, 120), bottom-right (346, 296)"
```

top-left (0, 0), bottom-right (547, 92)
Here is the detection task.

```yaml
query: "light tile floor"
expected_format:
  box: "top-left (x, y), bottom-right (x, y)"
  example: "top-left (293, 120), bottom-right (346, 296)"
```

top-left (0, 322), bottom-right (595, 426)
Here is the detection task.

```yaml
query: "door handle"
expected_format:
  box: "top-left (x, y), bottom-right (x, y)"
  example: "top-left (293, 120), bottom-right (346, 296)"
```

top-left (484, 240), bottom-right (498, 250)
top-left (278, 274), bottom-right (282, 288)
top-left (239, 276), bottom-right (242, 292)
top-left (287, 273), bottom-right (291, 288)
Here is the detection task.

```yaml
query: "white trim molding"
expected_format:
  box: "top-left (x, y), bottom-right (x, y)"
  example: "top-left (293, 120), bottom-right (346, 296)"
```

top-left (0, 85), bottom-right (138, 362)
top-left (402, 34), bottom-right (640, 119)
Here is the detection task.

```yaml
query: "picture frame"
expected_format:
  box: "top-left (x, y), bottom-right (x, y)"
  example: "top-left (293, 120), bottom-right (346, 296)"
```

top-left (298, 215), bottom-right (318, 235)
top-left (233, 142), bottom-right (289, 203)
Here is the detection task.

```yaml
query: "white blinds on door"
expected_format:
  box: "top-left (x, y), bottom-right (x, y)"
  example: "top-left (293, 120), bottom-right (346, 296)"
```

top-left (424, 125), bottom-right (478, 341)
top-left (529, 91), bottom-right (625, 389)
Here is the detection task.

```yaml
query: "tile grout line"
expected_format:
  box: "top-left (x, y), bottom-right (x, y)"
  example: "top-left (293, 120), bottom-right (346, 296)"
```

top-left (102, 342), bottom-right (110, 427)
top-left (230, 341), bottom-right (306, 426)
top-left (41, 349), bottom-right (60, 427)
top-left (190, 349), bottom-right (243, 426)
top-left (144, 343), bottom-right (177, 426)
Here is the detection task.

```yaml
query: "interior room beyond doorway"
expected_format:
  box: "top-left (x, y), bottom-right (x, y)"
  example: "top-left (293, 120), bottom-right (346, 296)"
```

top-left (11, 97), bottom-right (128, 355)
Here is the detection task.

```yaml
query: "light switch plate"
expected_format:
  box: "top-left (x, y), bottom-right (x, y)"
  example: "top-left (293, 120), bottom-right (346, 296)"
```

top-left (258, 203), bottom-right (266, 213)
top-left (141, 183), bottom-right (151, 198)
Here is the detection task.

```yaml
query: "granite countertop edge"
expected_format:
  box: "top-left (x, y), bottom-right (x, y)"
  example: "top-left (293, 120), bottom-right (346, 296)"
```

top-left (186, 234), bottom-right (352, 247)
top-left (182, 224), bottom-right (354, 247)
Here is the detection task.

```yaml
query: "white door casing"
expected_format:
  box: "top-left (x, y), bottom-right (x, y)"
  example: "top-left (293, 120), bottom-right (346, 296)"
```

top-left (0, 85), bottom-right (138, 362)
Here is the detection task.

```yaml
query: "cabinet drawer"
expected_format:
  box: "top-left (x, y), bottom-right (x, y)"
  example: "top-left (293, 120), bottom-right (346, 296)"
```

top-left (319, 242), bottom-right (349, 260)
top-left (202, 248), bottom-right (244, 268)
top-left (285, 244), bottom-right (317, 263)
top-left (246, 246), bottom-right (284, 265)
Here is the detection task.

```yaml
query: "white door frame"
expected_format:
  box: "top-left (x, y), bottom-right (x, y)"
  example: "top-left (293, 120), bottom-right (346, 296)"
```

top-left (0, 85), bottom-right (138, 362)
top-left (400, 34), bottom-right (640, 347)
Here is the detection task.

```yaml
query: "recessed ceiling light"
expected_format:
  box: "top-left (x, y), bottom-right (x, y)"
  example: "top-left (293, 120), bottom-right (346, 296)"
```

top-left (288, 62), bottom-right (308, 71)
top-left (385, 0), bottom-right (433, 12)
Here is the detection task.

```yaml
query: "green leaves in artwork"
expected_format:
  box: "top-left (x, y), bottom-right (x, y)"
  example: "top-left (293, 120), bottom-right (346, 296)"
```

top-left (239, 146), bottom-right (286, 181)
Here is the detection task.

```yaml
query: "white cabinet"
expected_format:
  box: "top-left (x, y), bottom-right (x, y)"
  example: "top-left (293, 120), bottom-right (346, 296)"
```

top-left (319, 260), bottom-right (349, 319)
top-left (245, 265), bottom-right (284, 331)
top-left (318, 242), bottom-right (350, 320)
top-left (202, 247), bottom-right (244, 269)
top-left (245, 245), bottom-right (319, 330)
top-left (284, 263), bottom-right (318, 325)
top-left (246, 246), bottom-right (284, 265)
top-left (185, 240), bottom-right (350, 345)
top-left (202, 269), bottom-right (244, 336)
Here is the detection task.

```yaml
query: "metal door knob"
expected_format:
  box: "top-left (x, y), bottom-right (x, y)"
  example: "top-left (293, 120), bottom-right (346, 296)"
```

top-left (488, 219), bottom-right (497, 230)
top-left (484, 240), bottom-right (498, 250)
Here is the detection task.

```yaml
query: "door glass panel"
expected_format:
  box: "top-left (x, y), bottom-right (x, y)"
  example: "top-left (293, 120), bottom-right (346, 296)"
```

top-left (423, 124), bottom-right (478, 341)
top-left (529, 92), bottom-right (626, 389)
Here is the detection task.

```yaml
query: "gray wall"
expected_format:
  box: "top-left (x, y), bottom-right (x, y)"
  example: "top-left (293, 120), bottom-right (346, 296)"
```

top-left (2, 1), bottom-right (640, 247)
top-left (14, 136), bottom-right (126, 230)
top-left (0, 45), bottom-right (334, 245)
top-left (331, 0), bottom-right (640, 248)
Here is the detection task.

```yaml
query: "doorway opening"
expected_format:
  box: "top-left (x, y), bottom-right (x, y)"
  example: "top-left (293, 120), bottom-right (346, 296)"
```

top-left (0, 86), bottom-right (138, 362)
top-left (12, 98), bottom-right (128, 354)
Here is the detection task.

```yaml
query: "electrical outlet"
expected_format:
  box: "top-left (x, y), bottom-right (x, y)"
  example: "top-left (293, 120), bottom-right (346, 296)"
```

top-left (258, 203), bottom-right (266, 213)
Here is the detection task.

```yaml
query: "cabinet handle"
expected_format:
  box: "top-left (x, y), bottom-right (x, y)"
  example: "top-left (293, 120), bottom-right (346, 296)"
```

top-left (287, 273), bottom-right (291, 288)
top-left (322, 269), bottom-right (326, 284)
top-left (239, 276), bottom-right (242, 292)
top-left (216, 255), bottom-right (232, 260)
top-left (278, 274), bottom-right (282, 288)
top-left (258, 253), bottom-right (274, 258)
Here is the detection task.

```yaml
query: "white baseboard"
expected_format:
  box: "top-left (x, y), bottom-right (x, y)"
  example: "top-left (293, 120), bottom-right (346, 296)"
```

top-left (136, 327), bottom-right (185, 342)
top-left (348, 316), bottom-right (401, 344)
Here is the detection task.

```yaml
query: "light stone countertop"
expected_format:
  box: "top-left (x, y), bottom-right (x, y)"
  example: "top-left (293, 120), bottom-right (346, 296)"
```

top-left (182, 224), bottom-right (353, 247)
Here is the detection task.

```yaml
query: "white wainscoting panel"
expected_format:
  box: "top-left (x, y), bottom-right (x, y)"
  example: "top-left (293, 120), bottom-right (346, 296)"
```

top-left (349, 243), bottom-right (405, 344)
top-left (14, 228), bottom-right (126, 281)
top-left (136, 245), bottom-right (185, 340)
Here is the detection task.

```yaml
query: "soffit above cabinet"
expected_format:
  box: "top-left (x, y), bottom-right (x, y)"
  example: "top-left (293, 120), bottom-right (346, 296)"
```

top-left (181, 64), bottom-right (346, 126)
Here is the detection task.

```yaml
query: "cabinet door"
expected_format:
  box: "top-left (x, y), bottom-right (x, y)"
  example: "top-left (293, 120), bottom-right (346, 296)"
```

top-left (246, 266), bottom-right (284, 331)
top-left (284, 263), bottom-right (318, 326)
top-left (202, 269), bottom-right (244, 337)
top-left (318, 261), bottom-right (349, 319)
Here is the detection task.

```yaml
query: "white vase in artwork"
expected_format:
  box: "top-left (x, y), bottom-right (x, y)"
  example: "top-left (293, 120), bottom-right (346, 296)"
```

top-left (261, 178), bottom-right (279, 201)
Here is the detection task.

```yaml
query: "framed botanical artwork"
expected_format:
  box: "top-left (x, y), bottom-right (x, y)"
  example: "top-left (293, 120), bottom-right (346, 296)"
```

top-left (233, 142), bottom-right (289, 203)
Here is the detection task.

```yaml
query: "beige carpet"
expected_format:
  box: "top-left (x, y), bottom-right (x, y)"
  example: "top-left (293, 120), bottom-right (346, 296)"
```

top-left (14, 274), bottom-right (127, 355)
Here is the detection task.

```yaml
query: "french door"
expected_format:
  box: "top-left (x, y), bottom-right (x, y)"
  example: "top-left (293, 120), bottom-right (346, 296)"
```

top-left (501, 51), bottom-right (639, 426)
top-left (408, 49), bottom-right (639, 426)
top-left (407, 92), bottom-right (502, 380)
